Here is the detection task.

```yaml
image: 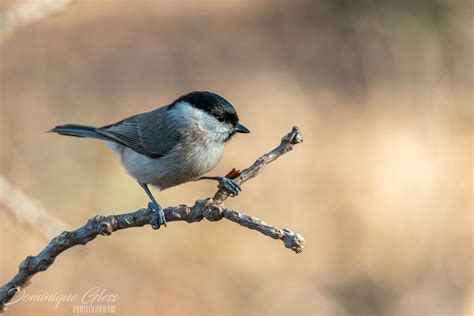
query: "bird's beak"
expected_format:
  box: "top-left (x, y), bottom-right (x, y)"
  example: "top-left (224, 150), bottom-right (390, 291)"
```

top-left (235, 123), bottom-right (250, 134)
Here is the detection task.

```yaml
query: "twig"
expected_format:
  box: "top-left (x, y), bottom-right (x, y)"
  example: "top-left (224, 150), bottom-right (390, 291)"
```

top-left (0, 0), bottom-right (75, 42)
top-left (0, 126), bottom-right (304, 312)
top-left (0, 176), bottom-right (70, 239)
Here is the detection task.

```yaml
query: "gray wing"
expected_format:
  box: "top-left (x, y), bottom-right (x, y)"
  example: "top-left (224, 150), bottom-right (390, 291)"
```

top-left (97, 107), bottom-right (180, 158)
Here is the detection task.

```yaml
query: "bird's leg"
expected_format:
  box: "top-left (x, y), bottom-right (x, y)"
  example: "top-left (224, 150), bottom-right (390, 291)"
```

top-left (196, 176), bottom-right (242, 197)
top-left (139, 183), bottom-right (166, 229)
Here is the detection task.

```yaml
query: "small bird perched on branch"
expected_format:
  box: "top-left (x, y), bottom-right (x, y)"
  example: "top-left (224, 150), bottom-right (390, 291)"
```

top-left (50, 91), bottom-right (250, 230)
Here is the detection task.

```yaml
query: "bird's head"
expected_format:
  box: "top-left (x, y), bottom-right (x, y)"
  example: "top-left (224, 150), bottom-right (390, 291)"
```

top-left (169, 91), bottom-right (250, 143)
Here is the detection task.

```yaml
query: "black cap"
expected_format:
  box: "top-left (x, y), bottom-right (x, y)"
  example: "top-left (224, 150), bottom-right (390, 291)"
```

top-left (171, 91), bottom-right (239, 126)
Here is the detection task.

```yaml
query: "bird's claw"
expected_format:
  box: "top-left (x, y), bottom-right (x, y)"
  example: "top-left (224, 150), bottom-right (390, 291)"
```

top-left (218, 177), bottom-right (242, 197)
top-left (149, 201), bottom-right (166, 230)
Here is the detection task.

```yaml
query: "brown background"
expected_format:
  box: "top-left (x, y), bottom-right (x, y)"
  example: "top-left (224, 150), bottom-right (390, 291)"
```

top-left (0, 0), bottom-right (472, 315)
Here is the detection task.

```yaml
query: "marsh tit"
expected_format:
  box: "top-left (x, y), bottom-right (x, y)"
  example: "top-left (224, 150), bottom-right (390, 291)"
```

top-left (50, 91), bottom-right (250, 229)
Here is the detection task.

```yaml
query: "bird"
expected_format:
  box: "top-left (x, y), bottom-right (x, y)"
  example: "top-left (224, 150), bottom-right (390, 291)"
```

top-left (50, 91), bottom-right (250, 229)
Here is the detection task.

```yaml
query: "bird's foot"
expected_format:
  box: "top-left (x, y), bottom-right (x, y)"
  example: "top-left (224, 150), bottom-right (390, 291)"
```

top-left (218, 177), bottom-right (242, 197)
top-left (149, 201), bottom-right (167, 230)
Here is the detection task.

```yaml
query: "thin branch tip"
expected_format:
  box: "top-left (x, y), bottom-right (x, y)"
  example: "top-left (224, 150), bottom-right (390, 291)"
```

top-left (282, 229), bottom-right (305, 254)
top-left (282, 126), bottom-right (303, 145)
top-left (290, 126), bottom-right (304, 144)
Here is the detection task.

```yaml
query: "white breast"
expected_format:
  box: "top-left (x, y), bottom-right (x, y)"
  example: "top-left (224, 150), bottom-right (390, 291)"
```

top-left (118, 142), bottom-right (224, 190)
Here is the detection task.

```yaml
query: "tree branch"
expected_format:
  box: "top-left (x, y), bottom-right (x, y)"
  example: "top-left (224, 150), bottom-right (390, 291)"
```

top-left (0, 126), bottom-right (304, 312)
top-left (0, 175), bottom-right (70, 239)
top-left (0, 0), bottom-right (75, 43)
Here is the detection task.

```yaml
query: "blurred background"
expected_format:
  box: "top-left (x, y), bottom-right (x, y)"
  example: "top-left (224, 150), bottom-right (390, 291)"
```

top-left (0, 0), bottom-right (472, 315)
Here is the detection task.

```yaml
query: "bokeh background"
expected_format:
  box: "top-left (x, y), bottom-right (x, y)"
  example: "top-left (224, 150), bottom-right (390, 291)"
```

top-left (0, 0), bottom-right (472, 315)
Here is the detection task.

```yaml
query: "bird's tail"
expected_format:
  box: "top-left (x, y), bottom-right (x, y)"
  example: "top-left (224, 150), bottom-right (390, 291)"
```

top-left (49, 124), bottom-right (107, 140)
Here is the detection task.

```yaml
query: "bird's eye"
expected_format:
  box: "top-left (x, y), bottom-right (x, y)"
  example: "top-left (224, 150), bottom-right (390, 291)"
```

top-left (217, 116), bottom-right (225, 122)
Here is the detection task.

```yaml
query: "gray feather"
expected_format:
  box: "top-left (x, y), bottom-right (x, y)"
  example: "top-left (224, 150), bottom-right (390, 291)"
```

top-left (50, 124), bottom-right (108, 140)
top-left (97, 107), bottom-right (181, 159)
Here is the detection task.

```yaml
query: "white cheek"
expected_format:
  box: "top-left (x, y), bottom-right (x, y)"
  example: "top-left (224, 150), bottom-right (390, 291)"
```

top-left (209, 123), bottom-right (233, 142)
top-left (169, 101), bottom-right (232, 143)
